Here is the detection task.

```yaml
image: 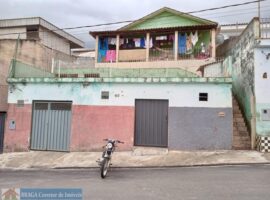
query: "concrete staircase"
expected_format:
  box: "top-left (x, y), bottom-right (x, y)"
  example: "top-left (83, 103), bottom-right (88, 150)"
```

top-left (233, 97), bottom-right (251, 150)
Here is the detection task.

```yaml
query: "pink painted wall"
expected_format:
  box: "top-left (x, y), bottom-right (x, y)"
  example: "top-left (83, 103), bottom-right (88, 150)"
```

top-left (4, 104), bottom-right (135, 152)
top-left (4, 104), bottom-right (32, 152)
top-left (70, 105), bottom-right (135, 151)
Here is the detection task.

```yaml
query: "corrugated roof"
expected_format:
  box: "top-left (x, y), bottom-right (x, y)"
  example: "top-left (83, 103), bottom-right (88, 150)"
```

top-left (90, 24), bottom-right (217, 38)
top-left (118, 7), bottom-right (218, 31)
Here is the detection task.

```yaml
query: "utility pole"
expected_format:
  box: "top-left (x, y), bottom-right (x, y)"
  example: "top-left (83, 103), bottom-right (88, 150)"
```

top-left (258, 0), bottom-right (261, 19)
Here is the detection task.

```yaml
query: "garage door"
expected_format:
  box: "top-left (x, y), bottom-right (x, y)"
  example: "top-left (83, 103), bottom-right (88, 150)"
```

top-left (30, 101), bottom-right (72, 151)
top-left (135, 99), bottom-right (168, 147)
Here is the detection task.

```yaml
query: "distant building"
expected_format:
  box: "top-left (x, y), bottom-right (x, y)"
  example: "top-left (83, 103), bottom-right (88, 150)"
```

top-left (0, 18), bottom-right (84, 151)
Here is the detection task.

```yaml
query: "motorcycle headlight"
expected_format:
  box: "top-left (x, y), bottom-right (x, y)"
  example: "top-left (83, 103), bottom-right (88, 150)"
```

top-left (106, 143), bottom-right (113, 149)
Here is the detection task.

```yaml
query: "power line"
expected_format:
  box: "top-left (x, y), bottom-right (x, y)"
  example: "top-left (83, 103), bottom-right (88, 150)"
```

top-left (0, 0), bottom-right (268, 38)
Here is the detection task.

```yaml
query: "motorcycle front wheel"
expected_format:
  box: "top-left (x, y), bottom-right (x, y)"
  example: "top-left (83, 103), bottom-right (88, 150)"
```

top-left (100, 158), bottom-right (110, 178)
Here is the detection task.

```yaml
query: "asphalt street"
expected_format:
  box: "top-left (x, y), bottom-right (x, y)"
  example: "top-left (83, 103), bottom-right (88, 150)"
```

top-left (0, 165), bottom-right (270, 200)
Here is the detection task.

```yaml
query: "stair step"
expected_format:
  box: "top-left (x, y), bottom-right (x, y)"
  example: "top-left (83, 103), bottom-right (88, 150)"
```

top-left (233, 122), bottom-right (246, 127)
top-left (233, 146), bottom-right (251, 150)
top-left (234, 118), bottom-right (245, 123)
top-left (234, 131), bottom-right (249, 137)
top-left (233, 109), bottom-right (242, 114)
top-left (234, 126), bottom-right (248, 132)
top-left (233, 113), bottom-right (243, 118)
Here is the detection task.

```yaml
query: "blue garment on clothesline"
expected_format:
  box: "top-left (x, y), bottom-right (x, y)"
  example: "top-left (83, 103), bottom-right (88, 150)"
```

top-left (178, 34), bottom-right (186, 54)
top-left (98, 38), bottom-right (109, 62)
top-left (140, 38), bottom-right (145, 48)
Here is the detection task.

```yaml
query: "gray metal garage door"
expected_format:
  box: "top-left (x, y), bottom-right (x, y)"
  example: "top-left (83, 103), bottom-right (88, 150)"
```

top-left (135, 99), bottom-right (168, 147)
top-left (31, 101), bottom-right (72, 151)
top-left (0, 112), bottom-right (5, 153)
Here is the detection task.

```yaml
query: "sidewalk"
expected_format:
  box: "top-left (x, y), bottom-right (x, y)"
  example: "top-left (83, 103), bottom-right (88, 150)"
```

top-left (0, 149), bottom-right (270, 170)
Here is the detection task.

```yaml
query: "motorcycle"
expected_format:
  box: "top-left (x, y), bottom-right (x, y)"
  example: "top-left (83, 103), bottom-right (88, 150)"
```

top-left (97, 139), bottom-right (124, 178)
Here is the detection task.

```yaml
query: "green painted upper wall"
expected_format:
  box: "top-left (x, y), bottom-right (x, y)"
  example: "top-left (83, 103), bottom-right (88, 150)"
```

top-left (128, 11), bottom-right (204, 30)
top-left (120, 7), bottom-right (217, 31)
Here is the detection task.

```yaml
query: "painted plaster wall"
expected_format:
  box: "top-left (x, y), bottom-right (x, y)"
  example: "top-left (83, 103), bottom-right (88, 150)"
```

top-left (8, 83), bottom-right (232, 108)
top-left (4, 104), bottom-right (32, 152)
top-left (71, 105), bottom-right (134, 151)
top-left (6, 82), bottom-right (232, 151)
top-left (254, 45), bottom-right (270, 136)
top-left (169, 107), bottom-right (232, 150)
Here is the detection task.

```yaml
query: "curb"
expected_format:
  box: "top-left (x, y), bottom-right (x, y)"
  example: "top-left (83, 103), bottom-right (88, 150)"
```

top-left (1, 162), bottom-right (270, 171)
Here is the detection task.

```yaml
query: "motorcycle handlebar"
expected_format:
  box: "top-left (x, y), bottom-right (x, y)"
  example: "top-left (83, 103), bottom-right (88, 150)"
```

top-left (103, 139), bottom-right (124, 144)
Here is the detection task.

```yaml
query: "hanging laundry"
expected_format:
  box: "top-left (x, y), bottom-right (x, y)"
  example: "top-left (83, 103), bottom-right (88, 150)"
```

top-left (99, 38), bottom-right (109, 50)
top-left (105, 50), bottom-right (116, 62)
top-left (178, 33), bottom-right (186, 54)
top-left (169, 34), bottom-right (175, 41)
top-left (98, 50), bottom-right (107, 62)
top-left (149, 38), bottom-right (153, 48)
top-left (120, 38), bottom-right (124, 45)
top-left (186, 33), bottom-right (193, 52)
top-left (134, 38), bottom-right (141, 47)
top-left (109, 38), bottom-right (116, 45)
top-left (191, 31), bottom-right (198, 46)
top-left (140, 37), bottom-right (145, 48)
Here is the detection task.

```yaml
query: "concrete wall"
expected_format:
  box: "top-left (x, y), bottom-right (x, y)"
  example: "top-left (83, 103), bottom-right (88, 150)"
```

top-left (95, 58), bottom-right (216, 74)
top-left (230, 18), bottom-right (260, 131)
top-left (39, 27), bottom-right (70, 55)
top-left (0, 27), bottom-right (26, 40)
top-left (169, 107), bottom-right (232, 150)
top-left (5, 81), bottom-right (232, 152)
top-left (0, 39), bottom-right (77, 111)
top-left (254, 43), bottom-right (270, 136)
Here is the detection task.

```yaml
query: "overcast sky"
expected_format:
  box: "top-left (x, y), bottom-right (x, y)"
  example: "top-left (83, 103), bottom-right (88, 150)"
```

top-left (0, 0), bottom-right (269, 47)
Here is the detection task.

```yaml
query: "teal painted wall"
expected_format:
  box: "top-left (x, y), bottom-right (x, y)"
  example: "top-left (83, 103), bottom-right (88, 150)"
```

top-left (129, 11), bottom-right (206, 30)
top-left (254, 45), bottom-right (270, 136)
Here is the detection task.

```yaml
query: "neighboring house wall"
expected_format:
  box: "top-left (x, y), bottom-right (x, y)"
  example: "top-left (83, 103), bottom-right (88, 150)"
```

top-left (230, 18), bottom-right (260, 131)
top-left (254, 43), bottom-right (270, 136)
top-left (0, 27), bottom-right (27, 39)
top-left (0, 39), bottom-right (77, 111)
top-left (39, 27), bottom-right (70, 55)
top-left (5, 80), bottom-right (232, 151)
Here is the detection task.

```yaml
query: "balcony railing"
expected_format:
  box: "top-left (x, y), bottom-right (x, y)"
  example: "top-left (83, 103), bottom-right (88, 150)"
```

top-left (260, 18), bottom-right (270, 39)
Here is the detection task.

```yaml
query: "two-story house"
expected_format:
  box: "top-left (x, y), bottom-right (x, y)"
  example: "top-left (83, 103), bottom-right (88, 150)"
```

top-left (3, 8), bottom-right (233, 153)
top-left (90, 7), bottom-right (218, 74)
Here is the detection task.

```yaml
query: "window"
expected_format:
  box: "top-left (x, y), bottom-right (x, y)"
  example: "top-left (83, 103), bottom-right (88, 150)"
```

top-left (26, 26), bottom-right (39, 40)
top-left (101, 91), bottom-right (109, 99)
top-left (17, 100), bottom-right (24, 107)
top-left (51, 103), bottom-right (72, 111)
top-left (199, 93), bottom-right (208, 101)
top-left (263, 72), bottom-right (267, 79)
top-left (34, 103), bottom-right (48, 110)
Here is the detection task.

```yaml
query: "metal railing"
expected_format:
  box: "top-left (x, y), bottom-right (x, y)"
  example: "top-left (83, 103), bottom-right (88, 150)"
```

top-left (260, 18), bottom-right (270, 39)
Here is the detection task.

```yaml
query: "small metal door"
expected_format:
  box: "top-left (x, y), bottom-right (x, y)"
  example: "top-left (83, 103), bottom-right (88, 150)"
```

top-left (135, 99), bottom-right (168, 147)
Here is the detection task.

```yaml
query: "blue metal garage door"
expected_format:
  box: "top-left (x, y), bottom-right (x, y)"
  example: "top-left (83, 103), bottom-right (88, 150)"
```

top-left (30, 101), bottom-right (72, 152)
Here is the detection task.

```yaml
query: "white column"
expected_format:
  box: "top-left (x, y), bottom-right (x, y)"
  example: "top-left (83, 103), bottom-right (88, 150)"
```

top-left (174, 31), bottom-right (178, 61)
top-left (95, 35), bottom-right (99, 63)
top-left (146, 32), bottom-right (150, 62)
top-left (211, 29), bottom-right (216, 59)
top-left (116, 34), bottom-right (120, 63)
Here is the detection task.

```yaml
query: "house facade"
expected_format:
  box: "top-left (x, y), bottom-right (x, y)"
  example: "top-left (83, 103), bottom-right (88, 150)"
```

top-left (2, 8), bottom-right (234, 153)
